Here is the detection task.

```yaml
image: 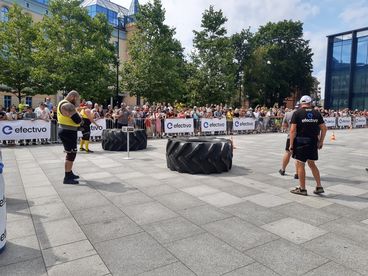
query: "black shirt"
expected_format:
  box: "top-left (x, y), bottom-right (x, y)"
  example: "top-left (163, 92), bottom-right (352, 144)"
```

top-left (291, 108), bottom-right (324, 141)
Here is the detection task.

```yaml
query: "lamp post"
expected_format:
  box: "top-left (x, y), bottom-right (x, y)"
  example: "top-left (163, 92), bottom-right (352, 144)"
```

top-left (239, 71), bottom-right (244, 107)
top-left (116, 12), bottom-right (124, 106)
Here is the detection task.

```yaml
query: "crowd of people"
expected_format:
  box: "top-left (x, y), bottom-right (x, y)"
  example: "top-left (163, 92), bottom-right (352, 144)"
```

top-left (0, 98), bottom-right (367, 145)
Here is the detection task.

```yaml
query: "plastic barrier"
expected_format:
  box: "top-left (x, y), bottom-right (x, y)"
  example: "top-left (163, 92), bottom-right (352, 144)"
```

top-left (0, 161), bottom-right (5, 254)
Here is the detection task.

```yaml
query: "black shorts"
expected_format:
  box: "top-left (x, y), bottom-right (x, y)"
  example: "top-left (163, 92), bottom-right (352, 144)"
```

top-left (58, 129), bottom-right (78, 153)
top-left (285, 138), bottom-right (290, 152)
top-left (292, 137), bottom-right (318, 163)
top-left (81, 119), bottom-right (91, 140)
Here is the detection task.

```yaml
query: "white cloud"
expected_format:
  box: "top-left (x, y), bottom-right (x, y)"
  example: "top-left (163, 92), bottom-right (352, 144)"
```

top-left (339, 0), bottom-right (368, 29)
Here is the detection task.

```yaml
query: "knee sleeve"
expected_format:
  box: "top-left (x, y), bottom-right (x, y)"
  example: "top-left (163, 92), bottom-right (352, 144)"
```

top-left (66, 152), bottom-right (77, 162)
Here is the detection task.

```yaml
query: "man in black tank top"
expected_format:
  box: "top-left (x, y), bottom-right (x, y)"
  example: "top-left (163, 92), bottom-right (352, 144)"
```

top-left (289, 95), bottom-right (327, 196)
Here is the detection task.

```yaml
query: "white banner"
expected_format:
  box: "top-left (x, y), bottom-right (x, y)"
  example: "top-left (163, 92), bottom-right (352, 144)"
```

top-left (324, 117), bottom-right (336, 128)
top-left (0, 163), bottom-right (6, 252)
top-left (355, 117), bottom-right (367, 126)
top-left (201, 118), bottom-right (226, 132)
top-left (337, 117), bottom-right (352, 127)
top-left (0, 120), bottom-right (51, 140)
top-left (78, 119), bottom-right (106, 138)
top-left (164, 118), bottom-right (194, 133)
top-left (233, 118), bottom-right (255, 131)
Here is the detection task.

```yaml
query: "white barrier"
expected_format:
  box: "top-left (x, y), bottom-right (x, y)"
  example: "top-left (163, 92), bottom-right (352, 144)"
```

top-left (0, 161), bottom-right (5, 253)
top-left (0, 120), bottom-right (51, 140)
top-left (355, 117), bottom-right (367, 126)
top-left (78, 119), bottom-right (106, 138)
top-left (324, 117), bottom-right (336, 128)
top-left (233, 118), bottom-right (255, 131)
top-left (164, 118), bottom-right (194, 134)
top-left (337, 117), bottom-right (352, 127)
top-left (201, 118), bottom-right (226, 132)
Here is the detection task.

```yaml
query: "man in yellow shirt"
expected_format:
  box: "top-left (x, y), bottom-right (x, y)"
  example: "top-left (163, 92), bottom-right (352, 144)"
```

top-left (57, 90), bottom-right (82, 184)
top-left (80, 101), bottom-right (99, 153)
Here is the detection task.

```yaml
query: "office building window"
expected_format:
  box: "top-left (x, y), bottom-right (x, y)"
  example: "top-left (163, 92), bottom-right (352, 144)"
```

top-left (4, 96), bottom-right (11, 109)
top-left (0, 6), bottom-right (9, 22)
top-left (26, 96), bottom-right (32, 107)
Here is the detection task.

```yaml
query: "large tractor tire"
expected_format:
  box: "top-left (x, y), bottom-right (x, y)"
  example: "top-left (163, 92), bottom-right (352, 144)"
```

top-left (166, 137), bottom-right (233, 174)
top-left (102, 129), bottom-right (147, 151)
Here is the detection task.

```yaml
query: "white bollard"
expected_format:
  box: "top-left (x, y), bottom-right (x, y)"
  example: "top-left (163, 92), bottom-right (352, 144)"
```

top-left (0, 162), bottom-right (5, 254)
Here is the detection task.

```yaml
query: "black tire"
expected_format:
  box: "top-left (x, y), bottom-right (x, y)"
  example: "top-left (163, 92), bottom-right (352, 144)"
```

top-left (166, 137), bottom-right (233, 174)
top-left (102, 129), bottom-right (147, 151)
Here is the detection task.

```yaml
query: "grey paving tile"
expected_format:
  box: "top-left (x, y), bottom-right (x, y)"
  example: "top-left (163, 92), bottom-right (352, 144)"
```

top-left (278, 192), bottom-right (333, 209)
top-left (246, 239), bottom-right (328, 276)
top-left (320, 204), bottom-right (368, 221)
top-left (244, 193), bottom-right (291, 208)
top-left (304, 233), bottom-right (368, 275)
top-left (139, 184), bottom-right (178, 197)
top-left (0, 235), bottom-right (41, 267)
top-left (217, 184), bottom-right (262, 198)
top-left (29, 203), bottom-right (72, 224)
top-left (61, 191), bottom-right (111, 211)
top-left (95, 232), bottom-right (176, 276)
top-left (80, 171), bottom-right (113, 181)
top-left (222, 201), bottom-right (286, 226)
top-left (92, 182), bottom-right (138, 198)
top-left (166, 233), bottom-right (254, 276)
top-left (199, 192), bottom-right (243, 207)
top-left (0, 257), bottom-right (47, 276)
top-left (47, 255), bottom-right (110, 276)
top-left (180, 185), bottom-right (220, 197)
top-left (261, 218), bottom-right (327, 244)
top-left (6, 218), bottom-right (36, 240)
top-left (81, 217), bottom-right (142, 244)
top-left (72, 204), bottom-right (125, 225)
top-left (35, 218), bottom-right (86, 249)
top-left (177, 205), bottom-right (233, 225)
top-left (326, 184), bottom-right (367, 196)
top-left (109, 191), bottom-right (154, 208)
top-left (121, 201), bottom-right (178, 225)
top-left (203, 217), bottom-right (279, 251)
top-left (42, 240), bottom-right (96, 267)
top-left (24, 186), bottom-right (58, 199)
top-left (319, 218), bottom-right (368, 249)
top-left (156, 192), bottom-right (206, 210)
top-left (137, 262), bottom-right (196, 276)
top-left (223, 262), bottom-right (279, 276)
top-left (27, 195), bottom-right (63, 207)
top-left (142, 217), bottom-right (204, 244)
top-left (304, 261), bottom-right (362, 276)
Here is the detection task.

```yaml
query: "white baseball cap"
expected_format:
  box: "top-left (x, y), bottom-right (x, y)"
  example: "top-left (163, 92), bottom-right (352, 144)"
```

top-left (86, 101), bottom-right (92, 105)
top-left (300, 95), bottom-right (312, 104)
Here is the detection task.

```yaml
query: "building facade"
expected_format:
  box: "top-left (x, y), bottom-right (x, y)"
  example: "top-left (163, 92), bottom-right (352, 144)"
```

top-left (0, 0), bottom-right (138, 108)
top-left (325, 27), bottom-right (368, 110)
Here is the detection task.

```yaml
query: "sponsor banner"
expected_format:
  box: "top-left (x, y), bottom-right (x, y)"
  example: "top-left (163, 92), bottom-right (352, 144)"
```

top-left (233, 118), bottom-right (255, 131)
top-left (201, 118), bottom-right (226, 132)
top-left (324, 117), bottom-right (336, 128)
top-left (0, 164), bottom-right (6, 252)
top-left (337, 117), bottom-right (352, 127)
top-left (164, 118), bottom-right (194, 133)
top-left (78, 119), bottom-right (106, 138)
top-left (0, 120), bottom-right (50, 140)
top-left (355, 117), bottom-right (367, 126)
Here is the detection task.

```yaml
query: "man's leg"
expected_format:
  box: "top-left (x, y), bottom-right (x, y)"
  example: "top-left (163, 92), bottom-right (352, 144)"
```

top-left (64, 152), bottom-right (78, 184)
top-left (296, 161), bottom-right (306, 189)
top-left (281, 151), bottom-right (291, 172)
top-left (80, 139), bottom-right (85, 150)
top-left (307, 160), bottom-right (322, 187)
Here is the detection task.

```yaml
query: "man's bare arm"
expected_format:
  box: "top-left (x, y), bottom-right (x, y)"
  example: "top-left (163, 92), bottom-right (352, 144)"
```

top-left (61, 103), bottom-right (77, 117)
top-left (318, 123), bottom-right (327, 149)
top-left (289, 123), bottom-right (297, 150)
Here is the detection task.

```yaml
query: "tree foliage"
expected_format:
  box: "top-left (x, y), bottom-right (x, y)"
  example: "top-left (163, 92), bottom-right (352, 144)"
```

top-left (32, 0), bottom-right (116, 102)
top-left (189, 6), bottom-right (236, 105)
top-left (0, 5), bottom-right (37, 103)
top-left (121, 0), bottom-right (186, 103)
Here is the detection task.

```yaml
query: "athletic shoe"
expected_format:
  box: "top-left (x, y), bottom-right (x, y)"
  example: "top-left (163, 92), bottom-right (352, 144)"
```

top-left (278, 169), bottom-right (285, 176)
top-left (313, 186), bottom-right (325, 195)
top-left (290, 187), bottom-right (307, 196)
top-left (80, 148), bottom-right (86, 151)
top-left (71, 172), bottom-right (79, 179)
top-left (294, 174), bottom-right (299, 179)
top-left (63, 178), bottom-right (79, 185)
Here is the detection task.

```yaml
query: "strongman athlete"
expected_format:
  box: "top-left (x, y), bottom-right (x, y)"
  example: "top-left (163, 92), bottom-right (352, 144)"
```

top-left (57, 90), bottom-right (82, 184)
top-left (80, 101), bottom-right (99, 153)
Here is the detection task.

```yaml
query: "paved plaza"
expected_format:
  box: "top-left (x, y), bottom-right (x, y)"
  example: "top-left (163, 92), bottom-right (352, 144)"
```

top-left (1, 129), bottom-right (368, 276)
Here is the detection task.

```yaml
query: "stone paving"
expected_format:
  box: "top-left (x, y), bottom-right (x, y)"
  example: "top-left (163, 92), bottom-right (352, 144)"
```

top-left (1, 129), bottom-right (368, 276)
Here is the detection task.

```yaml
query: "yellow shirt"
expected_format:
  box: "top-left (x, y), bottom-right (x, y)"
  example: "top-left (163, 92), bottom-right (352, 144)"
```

top-left (57, 100), bottom-right (80, 127)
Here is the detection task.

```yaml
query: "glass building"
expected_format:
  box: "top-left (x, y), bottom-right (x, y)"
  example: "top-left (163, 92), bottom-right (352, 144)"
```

top-left (325, 27), bottom-right (368, 110)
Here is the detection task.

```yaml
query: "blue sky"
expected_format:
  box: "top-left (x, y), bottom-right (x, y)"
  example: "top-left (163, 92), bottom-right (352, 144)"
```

top-left (117, 0), bottom-right (368, 98)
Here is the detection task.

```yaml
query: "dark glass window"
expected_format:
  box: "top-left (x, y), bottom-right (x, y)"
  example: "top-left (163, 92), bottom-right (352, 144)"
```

top-left (0, 6), bottom-right (9, 22)
top-left (4, 96), bottom-right (11, 109)
top-left (352, 35), bottom-right (368, 110)
top-left (26, 96), bottom-right (32, 107)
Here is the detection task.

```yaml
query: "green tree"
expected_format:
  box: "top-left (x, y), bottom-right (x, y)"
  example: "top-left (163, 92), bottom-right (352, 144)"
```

top-left (0, 5), bottom-right (37, 104)
top-left (32, 0), bottom-right (116, 102)
top-left (189, 6), bottom-right (236, 105)
top-left (121, 0), bottom-right (186, 103)
top-left (248, 20), bottom-right (314, 106)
